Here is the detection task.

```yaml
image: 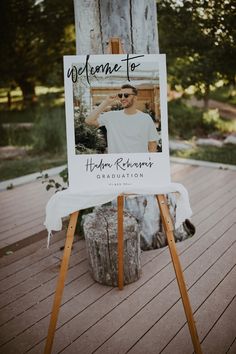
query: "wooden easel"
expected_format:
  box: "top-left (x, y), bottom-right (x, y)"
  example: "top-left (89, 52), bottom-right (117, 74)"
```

top-left (44, 38), bottom-right (202, 354)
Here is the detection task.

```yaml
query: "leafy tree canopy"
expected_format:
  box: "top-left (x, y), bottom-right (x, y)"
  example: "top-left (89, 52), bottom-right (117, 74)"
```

top-left (157, 0), bottom-right (236, 98)
top-left (0, 0), bottom-right (75, 100)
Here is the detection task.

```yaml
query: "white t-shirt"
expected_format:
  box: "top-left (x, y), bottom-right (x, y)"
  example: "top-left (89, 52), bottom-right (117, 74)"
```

top-left (98, 110), bottom-right (159, 153)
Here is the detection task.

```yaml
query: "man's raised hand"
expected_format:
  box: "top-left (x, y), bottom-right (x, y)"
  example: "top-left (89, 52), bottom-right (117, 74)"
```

top-left (104, 94), bottom-right (118, 106)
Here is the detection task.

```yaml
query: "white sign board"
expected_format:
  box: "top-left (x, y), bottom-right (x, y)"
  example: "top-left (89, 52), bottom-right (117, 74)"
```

top-left (63, 54), bottom-right (170, 194)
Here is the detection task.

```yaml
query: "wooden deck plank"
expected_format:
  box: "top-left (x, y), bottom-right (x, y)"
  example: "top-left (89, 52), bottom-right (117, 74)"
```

top-left (201, 297), bottom-right (236, 354)
top-left (176, 169), bottom-right (236, 207)
top-left (0, 210), bottom-right (46, 233)
top-left (0, 206), bottom-right (232, 352)
top-left (0, 163), bottom-right (235, 354)
top-left (0, 243), bottom-right (87, 309)
top-left (171, 164), bottom-right (197, 180)
top-left (0, 194), bottom-right (52, 221)
top-left (189, 172), bottom-right (236, 207)
top-left (22, 203), bottom-right (236, 353)
top-left (0, 232), bottom-right (67, 280)
top-left (48, 219), bottom-right (236, 354)
top-left (0, 181), bottom-right (47, 202)
top-left (122, 226), bottom-right (236, 354)
top-left (192, 177), bottom-right (236, 215)
top-left (0, 245), bottom-right (89, 326)
top-left (227, 338), bottom-right (236, 354)
top-left (148, 259), bottom-right (236, 354)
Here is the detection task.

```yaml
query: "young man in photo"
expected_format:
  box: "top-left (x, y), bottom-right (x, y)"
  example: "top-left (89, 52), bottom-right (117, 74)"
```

top-left (85, 84), bottom-right (159, 153)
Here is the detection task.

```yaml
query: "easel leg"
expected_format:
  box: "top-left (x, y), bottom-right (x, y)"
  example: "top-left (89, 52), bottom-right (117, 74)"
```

top-left (117, 195), bottom-right (124, 290)
top-left (44, 211), bottom-right (79, 354)
top-left (156, 195), bottom-right (202, 354)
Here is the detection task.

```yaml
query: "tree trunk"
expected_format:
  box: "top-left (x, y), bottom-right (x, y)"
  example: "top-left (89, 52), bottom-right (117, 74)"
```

top-left (18, 78), bottom-right (36, 104)
top-left (73, 0), bottom-right (159, 54)
top-left (203, 83), bottom-right (210, 109)
top-left (83, 206), bottom-right (141, 286)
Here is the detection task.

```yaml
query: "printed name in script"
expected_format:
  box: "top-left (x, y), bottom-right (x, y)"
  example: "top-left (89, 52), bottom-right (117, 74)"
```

top-left (67, 54), bottom-right (145, 84)
top-left (85, 157), bottom-right (154, 173)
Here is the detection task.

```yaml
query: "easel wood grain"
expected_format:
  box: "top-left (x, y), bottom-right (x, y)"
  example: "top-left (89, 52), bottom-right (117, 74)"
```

top-left (117, 195), bottom-right (124, 290)
top-left (44, 211), bottom-right (79, 354)
top-left (156, 195), bottom-right (202, 353)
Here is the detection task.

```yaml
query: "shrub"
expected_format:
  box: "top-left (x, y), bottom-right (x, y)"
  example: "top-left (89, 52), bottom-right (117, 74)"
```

top-left (168, 99), bottom-right (204, 139)
top-left (32, 106), bottom-right (66, 153)
top-left (74, 105), bottom-right (106, 154)
top-left (202, 109), bottom-right (221, 130)
top-left (0, 124), bottom-right (33, 146)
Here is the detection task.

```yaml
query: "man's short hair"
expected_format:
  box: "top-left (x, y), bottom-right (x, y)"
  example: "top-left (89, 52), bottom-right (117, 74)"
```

top-left (121, 84), bottom-right (138, 96)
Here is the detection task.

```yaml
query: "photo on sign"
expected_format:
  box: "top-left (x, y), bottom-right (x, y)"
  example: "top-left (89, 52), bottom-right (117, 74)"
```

top-left (63, 54), bottom-right (170, 194)
top-left (72, 55), bottom-right (162, 155)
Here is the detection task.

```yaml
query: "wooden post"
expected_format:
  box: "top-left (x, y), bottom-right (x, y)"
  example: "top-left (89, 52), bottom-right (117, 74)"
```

top-left (107, 38), bottom-right (125, 290)
top-left (117, 195), bottom-right (124, 290)
top-left (156, 195), bottom-right (202, 354)
top-left (44, 211), bottom-right (79, 354)
top-left (107, 37), bottom-right (124, 54)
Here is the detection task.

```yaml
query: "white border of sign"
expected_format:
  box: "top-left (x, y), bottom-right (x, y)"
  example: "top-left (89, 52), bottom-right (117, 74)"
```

top-left (63, 54), bottom-right (170, 195)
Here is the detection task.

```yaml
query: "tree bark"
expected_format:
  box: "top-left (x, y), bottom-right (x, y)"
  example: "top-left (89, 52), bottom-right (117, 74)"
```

top-left (73, 0), bottom-right (159, 54)
top-left (18, 78), bottom-right (36, 104)
top-left (83, 206), bottom-right (141, 286)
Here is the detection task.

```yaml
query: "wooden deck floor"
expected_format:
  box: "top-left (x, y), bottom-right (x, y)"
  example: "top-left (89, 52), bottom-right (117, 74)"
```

top-left (0, 162), bottom-right (235, 353)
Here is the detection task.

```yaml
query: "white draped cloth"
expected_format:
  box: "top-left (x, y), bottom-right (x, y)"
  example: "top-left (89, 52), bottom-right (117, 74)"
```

top-left (44, 182), bottom-right (192, 247)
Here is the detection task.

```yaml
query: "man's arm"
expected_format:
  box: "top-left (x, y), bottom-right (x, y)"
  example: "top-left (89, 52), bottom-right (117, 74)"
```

top-left (85, 95), bottom-right (117, 127)
top-left (148, 141), bottom-right (157, 152)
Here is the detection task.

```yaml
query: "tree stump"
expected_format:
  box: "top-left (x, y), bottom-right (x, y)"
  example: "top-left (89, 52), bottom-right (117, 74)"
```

top-left (83, 206), bottom-right (141, 286)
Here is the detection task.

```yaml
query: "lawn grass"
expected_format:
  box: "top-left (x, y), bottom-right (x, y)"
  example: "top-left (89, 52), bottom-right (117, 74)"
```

top-left (0, 154), bottom-right (67, 181)
top-left (170, 144), bottom-right (236, 166)
top-left (0, 86), bottom-right (65, 124)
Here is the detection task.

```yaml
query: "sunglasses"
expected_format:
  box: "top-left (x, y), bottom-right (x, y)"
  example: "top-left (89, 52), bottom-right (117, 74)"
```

top-left (118, 93), bottom-right (135, 98)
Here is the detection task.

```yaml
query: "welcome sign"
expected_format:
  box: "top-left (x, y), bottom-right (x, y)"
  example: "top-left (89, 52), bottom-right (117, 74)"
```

top-left (63, 54), bottom-right (170, 194)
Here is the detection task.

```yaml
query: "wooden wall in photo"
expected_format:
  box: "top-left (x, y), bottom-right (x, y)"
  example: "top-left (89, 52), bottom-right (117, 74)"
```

top-left (90, 86), bottom-right (160, 124)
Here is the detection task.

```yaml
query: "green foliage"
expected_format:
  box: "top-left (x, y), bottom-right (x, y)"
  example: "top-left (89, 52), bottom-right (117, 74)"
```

top-left (0, 0), bottom-right (75, 100)
top-left (0, 124), bottom-right (33, 146)
top-left (202, 109), bottom-right (220, 130)
top-left (32, 106), bottom-right (66, 154)
top-left (74, 106), bottom-right (107, 154)
top-left (168, 99), bottom-right (204, 138)
top-left (0, 154), bottom-right (66, 181)
top-left (0, 124), bottom-right (8, 146)
top-left (37, 170), bottom-right (68, 192)
top-left (157, 0), bottom-right (236, 97)
top-left (171, 145), bottom-right (236, 165)
top-left (0, 107), bottom-right (39, 124)
top-left (59, 167), bottom-right (68, 184)
top-left (209, 85), bottom-right (236, 106)
top-left (168, 99), bottom-right (235, 139)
